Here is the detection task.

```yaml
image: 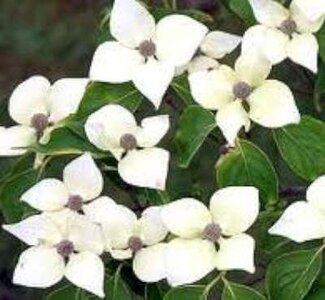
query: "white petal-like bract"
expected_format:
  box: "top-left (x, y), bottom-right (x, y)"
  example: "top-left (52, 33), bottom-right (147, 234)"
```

top-left (65, 252), bottom-right (105, 298)
top-left (133, 243), bottom-right (167, 283)
top-left (200, 31), bottom-right (242, 59)
top-left (63, 153), bottom-right (103, 201)
top-left (21, 178), bottom-right (69, 211)
top-left (13, 246), bottom-right (65, 288)
top-left (269, 201), bottom-right (325, 242)
top-left (215, 234), bottom-right (256, 273)
top-left (248, 80), bottom-right (301, 128)
top-left (155, 15), bottom-right (208, 67)
top-left (165, 238), bottom-right (216, 287)
top-left (118, 148), bottom-right (170, 190)
top-left (210, 187), bottom-right (259, 236)
top-left (9, 76), bottom-right (51, 125)
top-left (161, 198), bottom-right (211, 239)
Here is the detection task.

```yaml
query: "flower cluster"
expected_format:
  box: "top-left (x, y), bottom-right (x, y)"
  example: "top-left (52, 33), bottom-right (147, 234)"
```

top-left (1, 0), bottom-right (325, 298)
top-left (3, 153), bottom-right (261, 296)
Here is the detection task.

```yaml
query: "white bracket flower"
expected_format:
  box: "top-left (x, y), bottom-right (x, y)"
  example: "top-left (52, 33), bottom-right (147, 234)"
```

top-left (242, 0), bottom-right (325, 72)
top-left (21, 153), bottom-right (104, 213)
top-left (189, 53), bottom-right (300, 146)
top-left (83, 197), bottom-right (168, 283)
top-left (89, 0), bottom-right (208, 108)
top-left (0, 76), bottom-right (89, 156)
top-left (85, 104), bottom-right (170, 190)
top-left (269, 175), bottom-right (325, 242)
top-left (291, 0), bottom-right (325, 23)
top-left (160, 187), bottom-right (260, 286)
top-left (188, 30), bottom-right (241, 74)
top-left (2, 211), bottom-right (105, 297)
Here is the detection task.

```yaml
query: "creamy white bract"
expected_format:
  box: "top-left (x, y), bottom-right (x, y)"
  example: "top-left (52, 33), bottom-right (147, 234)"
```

top-left (189, 54), bottom-right (300, 145)
top-left (269, 175), bottom-right (325, 242)
top-left (242, 0), bottom-right (325, 72)
top-left (85, 104), bottom-right (170, 190)
top-left (0, 76), bottom-right (88, 156)
top-left (89, 0), bottom-right (208, 108)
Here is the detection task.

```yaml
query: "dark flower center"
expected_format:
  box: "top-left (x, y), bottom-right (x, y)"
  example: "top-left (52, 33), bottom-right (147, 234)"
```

top-left (67, 195), bottom-right (83, 211)
top-left (30, 113), bottom-right (49, 136)
top-left (128, 236), bottom-right (143, 253)
top-left (56, 240), bottom-right (74, 257)
top-left (279, 19), bottom-right (297, 36)
top-left (202, 223), bottom-right (222, 243)
top-left (139, 40), bottom-right (156, 58)
top-left (233, 81), bottom-right (252, 100)
top-left (120, 133), bottom-right (137, 151)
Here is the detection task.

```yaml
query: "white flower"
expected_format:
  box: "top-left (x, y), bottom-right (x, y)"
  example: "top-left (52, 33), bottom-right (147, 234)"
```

top-left (291, 0), bottom-right (325, 22)
top-left (89, 0), bottom-right (208, 108)
top-left (190, 54), bottom-right (300, 146)
top-left (2, 211), bottom-right (105, 297)
top-left (21, 153), bottom-right (104, 213)
top-left (269, 175), bottom-right (325, 243)
top-left (188, 30), bottom-right (241, 74)
top-left (83, 197), bottom-right (168, 283)
top-left (85, 104), bottom-right (170, 190)
top-left (242, 0), bottom-right (325, 73)
top-left (160, 187), bottom-right (259, 287)
top-left (0, 76), bottom-right (89, 156)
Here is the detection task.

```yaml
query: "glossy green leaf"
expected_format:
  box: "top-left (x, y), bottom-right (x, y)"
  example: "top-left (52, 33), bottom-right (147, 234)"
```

top-left (171, 75), bottom-right (195, 105)
top-left (33, 127), bottom-right (106, 157)
top-left (228, 0), bottom-right (255, 26)
top-left (164, 286), bottom-right (205, 300)
top-left (317, 24), bottom-right (325, 63)
top-left (105, 271), bottom-right (132, 300)
top-left (0, 167), bottom-right (38, 222)
top-left (151, 8), bottom-right (214, 24)
top-left (216, 139), bottom-right (279, 208)
top-left (266, 248), bottom-right (323, 300)
top-left (175, 105), bottom-right (216, 168)
top-left (222, 281), bottom-right (266, 300)
top-left (75, 82), bottom-right (142, 120)
top-left (46, 285), bottom-right (77, 300)
top-left (273, 116), bottom-right (325, 181)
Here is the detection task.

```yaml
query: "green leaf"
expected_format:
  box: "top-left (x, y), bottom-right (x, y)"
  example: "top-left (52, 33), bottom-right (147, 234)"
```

top-left (46, 285), bottom-right (77, 300)
top-left (222, 281), bottom-right (266, 300)
top-left (273, 116), bottom-right (325, 181)
top-left (228, 0), bottom-right (256, 26)
top-left (171, 75), bottom-right (195, 105)
top-left (33, 127), bottom-right (106, 157)
top-left (75, 82), bottom-right (142, 120)
top-left (266, 248), bottom-right (323, 300)
top-left (0, 167), bottom-right (38, 222)
top-left (151, 8), bottom-right (214, 24)
top-left (306, 286), bottom-right (325, 300)
top-left (105, 270), bottom-right (132, 300)
top-left (216, 139), bottom-right (279, 208)
top-left (164, 286), bottom-right (205, 300)
top-left (317, 24), bottom-right (325, 63)
top-left (175, 105), bottom-right (216, 168)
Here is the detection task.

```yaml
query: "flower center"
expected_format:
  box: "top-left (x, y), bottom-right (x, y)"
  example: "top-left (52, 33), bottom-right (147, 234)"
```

top-left (30, 113), bottom-right (49, 136)
top-left (233, 81), bottom-right (252, 100)
top-left (56, 240), bottom-right (74, 257)
top-left (202, 223), bottom-right (222, 243)
top-left (279, 19), bottom-right (297, 36)
top-left (67, 195), bottom-right (83, 211)
top-left (139, 40), bottom-right (156, 58)
top-left (127, 236), bottom-right (143, 253)
top-left (120, 133), bottom-right (137, 151)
